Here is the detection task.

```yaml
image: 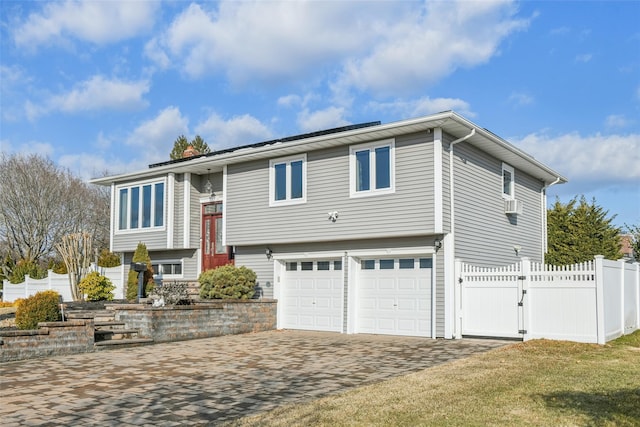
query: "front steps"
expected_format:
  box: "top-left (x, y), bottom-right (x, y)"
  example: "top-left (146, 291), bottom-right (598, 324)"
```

top-left (65, 309), bottom-right (153, 349)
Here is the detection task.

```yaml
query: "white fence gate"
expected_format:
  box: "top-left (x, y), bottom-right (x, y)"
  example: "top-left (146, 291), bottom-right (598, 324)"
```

top-left (456, 256), bottom-right (640, 344)
top-left (2, 263), bottom-right (126, 302)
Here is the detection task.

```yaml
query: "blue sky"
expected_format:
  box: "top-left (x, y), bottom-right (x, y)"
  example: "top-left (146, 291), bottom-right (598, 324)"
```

top-left (1, 0), bottom-right (638, 227)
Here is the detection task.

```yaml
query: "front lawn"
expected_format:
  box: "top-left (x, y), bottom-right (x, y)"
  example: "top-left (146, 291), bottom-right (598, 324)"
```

top-left (230, 331), bottom-right (640, 426)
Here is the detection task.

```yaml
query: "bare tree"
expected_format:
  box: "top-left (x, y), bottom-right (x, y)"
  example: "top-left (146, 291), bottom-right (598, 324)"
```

top-left (0, 153), bottom-right (110, 269)
top-left (55, 232), bottom-right (93, 301)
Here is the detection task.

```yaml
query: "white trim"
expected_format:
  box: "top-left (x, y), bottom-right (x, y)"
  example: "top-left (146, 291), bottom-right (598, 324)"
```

top-left (222, 165), bottom-right (228, 246)
top-left (183, 173), bottom-right (191, 248)
top-left (109, 183), bottom-right (115, 252)
top-left (433, 129), bottom-right (443, 233)
top-left (431, 252), bottom-right (437, 339)
top-left (269, 154), bottom-right (307, 207)
top-left (443, 233), bottom-right (455, 338)
top-left (349, 138), bottom-right (396, 198)
top-left (167, 173), bottom-right (175, 249)
top-left (272, 250), bottom-right (346, 261)
top-left (343, 246), bottom-right (436, 258)
top-left (273, 259), bottom-right (284, 329)
top-left (502, 162), bottom-right (515, 200)
top-left (114, 177), bottom-right (168, 235)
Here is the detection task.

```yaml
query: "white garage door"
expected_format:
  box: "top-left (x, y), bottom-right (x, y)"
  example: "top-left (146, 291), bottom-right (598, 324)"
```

top-left (357, 257), bottom-right (432, 337)
top-left (280, 260), bottom-right (344, 332)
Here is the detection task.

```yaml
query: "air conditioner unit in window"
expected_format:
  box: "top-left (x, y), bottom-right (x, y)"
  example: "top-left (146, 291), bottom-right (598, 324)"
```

top-left (504, 199), bottom-right (523, 215)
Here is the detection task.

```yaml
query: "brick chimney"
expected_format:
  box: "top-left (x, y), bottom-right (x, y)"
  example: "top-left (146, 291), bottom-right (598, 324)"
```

top-left (182, 145), bottom-right (200, 158)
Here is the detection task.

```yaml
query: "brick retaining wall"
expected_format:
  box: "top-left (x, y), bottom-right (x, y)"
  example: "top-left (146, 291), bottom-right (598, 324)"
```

top-left (0, 320), bottom-right (95, 363)
top-left (108, 300), bottom-right (277, 343)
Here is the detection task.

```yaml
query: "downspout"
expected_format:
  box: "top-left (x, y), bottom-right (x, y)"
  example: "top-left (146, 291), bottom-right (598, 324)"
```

top-left (448, 127), bottom-right (475, 339)
top-left (541, 177), bottom-right (561, 256)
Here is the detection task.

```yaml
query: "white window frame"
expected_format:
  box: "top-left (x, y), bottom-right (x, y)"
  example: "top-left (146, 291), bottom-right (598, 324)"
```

top-left (269, 154), bottom-right (307, 207)
top-left (115, 178), bottom-right (167, 234)
top-left (152, 260), bottom-right (184, 279)
top-left (502, 163), bottom-right (515, 200)
top-left (349, 139), bottom-right (395, 198)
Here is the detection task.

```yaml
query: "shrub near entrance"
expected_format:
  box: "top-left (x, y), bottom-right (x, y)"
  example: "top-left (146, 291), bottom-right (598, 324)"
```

top-left (199, 265), bottom-right (256, 299)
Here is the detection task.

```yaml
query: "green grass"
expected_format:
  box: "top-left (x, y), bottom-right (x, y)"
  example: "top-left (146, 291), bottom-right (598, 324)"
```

top-left (229, 331), bottom-right (640, 426)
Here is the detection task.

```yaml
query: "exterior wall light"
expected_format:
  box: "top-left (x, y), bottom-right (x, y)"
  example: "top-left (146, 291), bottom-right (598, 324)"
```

top-left (266, 248), bottom-right (272, 260)
top-left (434, 239), bottom-right (442, 251)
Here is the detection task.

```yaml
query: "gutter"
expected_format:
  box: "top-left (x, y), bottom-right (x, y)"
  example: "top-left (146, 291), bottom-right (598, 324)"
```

top-left (447, 127), bottom-right (475, 340)
top-left (541, 177), bottom-right (562, 255)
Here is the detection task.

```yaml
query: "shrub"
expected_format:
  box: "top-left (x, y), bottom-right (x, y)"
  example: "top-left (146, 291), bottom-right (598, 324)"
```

top-left (152, 282), bottom-right (190, 305)
top-left (126, 243), bottom-right (155, 300)
top-left (98, 249), bottom-right (121, 268)
top-left (78, 271), bottom-right (115, 301)
top-left (15, 290), bottom-right (61, 330)
top-left (49, 259), bottom-right (68, 274)
top-left (199, 265), bottom-right (256, 300)
top-left (10, 259), bottom-right (47, 284)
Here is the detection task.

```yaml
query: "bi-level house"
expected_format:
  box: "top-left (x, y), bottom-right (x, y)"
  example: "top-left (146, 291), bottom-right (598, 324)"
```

top-left (92, 111), bottom-right (566, 339)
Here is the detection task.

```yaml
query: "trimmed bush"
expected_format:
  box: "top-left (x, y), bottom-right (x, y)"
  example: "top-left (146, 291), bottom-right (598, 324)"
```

top-left (98, 249), bottom-right (121, 268)
top-left (10, 259), bottom-right (47, 284)
top-left (15, 290), bottom-right (61, 330)
top-left (199, 265), bottom-right (256, 300)
top-left (78, 271), bottom-right (115, 301)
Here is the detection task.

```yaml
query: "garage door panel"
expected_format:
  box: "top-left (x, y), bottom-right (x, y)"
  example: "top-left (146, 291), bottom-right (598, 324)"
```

top-left (281, 260), bottom-right (343, 333)
top-left (357, 257), bottom-right (433, 338)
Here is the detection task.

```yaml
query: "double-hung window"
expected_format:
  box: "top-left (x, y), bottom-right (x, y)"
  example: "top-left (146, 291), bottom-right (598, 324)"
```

top-left (269, 154), bottom-right (306, 206)
top-left (117, 179), bottom-right (165, 231)
top-left (502, 163), bottom-right (515, 199)
top-left (350, 139), bottom-right (395, 197)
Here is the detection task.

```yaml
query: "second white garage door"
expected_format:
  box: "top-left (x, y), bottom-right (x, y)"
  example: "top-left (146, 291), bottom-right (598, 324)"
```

top-left (357, 257), bottom-right (433, 337)
top-left (280, 260), bottom-right (344, 332)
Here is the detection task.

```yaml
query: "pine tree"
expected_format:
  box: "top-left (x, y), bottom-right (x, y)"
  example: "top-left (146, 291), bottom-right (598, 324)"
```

top-left (546, 196), bottom-right (621, 265)
top-left (169, 135), bottom-right (211, 160)
top-left (126, 242), bottom-right (155, 300)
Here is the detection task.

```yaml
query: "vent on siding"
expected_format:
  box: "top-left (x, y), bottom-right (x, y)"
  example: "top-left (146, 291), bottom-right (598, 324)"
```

top-left (504, 199), bottom-right (523, 215)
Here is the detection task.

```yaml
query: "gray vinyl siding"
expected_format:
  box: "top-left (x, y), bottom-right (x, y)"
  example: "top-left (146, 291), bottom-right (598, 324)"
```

top-left (234, 246), bottom-right (275, 299)
top-left (226, 132), bottom-right (435, 246)
top-left (189, 174), bottom-right (202, 248)
top-left (452, 140), bottom-right (544, 265)
top-left (441, 140), bottom-right (452, 234)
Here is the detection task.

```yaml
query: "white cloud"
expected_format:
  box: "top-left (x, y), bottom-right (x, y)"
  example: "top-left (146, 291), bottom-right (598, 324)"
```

top-left (125, 107), bottom-right (189, 163)
top-left (368, 97), bottom-right (475, 119)
top-left (13, 1), bottom-right (158, 49)
top-left (605, 114), bottom-right (633, 129)
top-left (297, 107), bottom-right (350, 132)
top-left (58, 153), bottom-right (138, 182)
top-left (277, 94), bottom-right (302, 108)
top-left (26, 76), bottom-right (150, 120)
top-left (0, 139), bottom-right (55, 158)
top-left (575, 53), bottom-right (593, 63)
top-left (195, 113), bottom-right (272, 149)
top-left (146, 1), bottom-right (527, 96)
top-left (336, 0), bottom-right (530, 95)
top-left (514, 132), bottom-right (640, 185)
top-left (508, 92), bottom-right (534, 107)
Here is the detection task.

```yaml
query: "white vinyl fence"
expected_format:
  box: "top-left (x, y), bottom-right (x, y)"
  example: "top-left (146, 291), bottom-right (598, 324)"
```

top-left (2, 263), bottom-right (126, 302)
top-left (455, 256), bottom-right (640, 344)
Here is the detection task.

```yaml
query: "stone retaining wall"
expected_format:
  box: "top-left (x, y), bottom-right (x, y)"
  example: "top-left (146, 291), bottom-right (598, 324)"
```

top-left (108, 300), bottom-right (277, 343)
top-left (0, 320), bottom-right (95, 363)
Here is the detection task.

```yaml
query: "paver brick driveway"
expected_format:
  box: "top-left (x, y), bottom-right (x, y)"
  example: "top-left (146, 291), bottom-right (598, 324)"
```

top-left (0, 330), bottom-right (505, 426)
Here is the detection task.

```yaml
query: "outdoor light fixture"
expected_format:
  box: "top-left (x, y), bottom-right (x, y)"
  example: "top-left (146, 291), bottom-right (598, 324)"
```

top-left (204, 168), bottom-right (213, 194)
top-left (514, 245), bottom-right (522, 256)
top-left (265, 248), bottom-right (272, 260)
top-left (328, 211), bottom-right (339, 222)
top-left (434, 239), bottom-right (442, 251)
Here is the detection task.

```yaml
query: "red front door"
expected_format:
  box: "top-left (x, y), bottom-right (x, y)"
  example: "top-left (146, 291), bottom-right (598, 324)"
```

top-left (202, 202), bottom-right (232, 271)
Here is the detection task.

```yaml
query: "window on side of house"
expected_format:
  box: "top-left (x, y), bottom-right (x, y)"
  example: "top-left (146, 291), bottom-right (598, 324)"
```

top-left (350, 139), bottom-right (395, 197)
top-left (152, 261), bottom-right (183, 277)
top-left (269, 155), bottom-right (307, 206)
top-left (502, 163), bottom-right (515, 199)
top-left (116, 179), bottom-right (166, 232)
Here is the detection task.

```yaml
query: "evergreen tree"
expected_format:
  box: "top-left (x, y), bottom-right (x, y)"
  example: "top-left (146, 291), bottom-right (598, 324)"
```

top-left (546, 196), bottom-right (622, 265)
top-left (169, 135), bottom-right (211, 160)
top-left (126, 242), bottom-right (155, 300)
top-left (624, 223), bottom-right (640, 261)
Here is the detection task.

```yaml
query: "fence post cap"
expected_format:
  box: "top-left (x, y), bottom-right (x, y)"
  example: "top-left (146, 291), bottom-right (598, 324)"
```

top-left (594, 255), bottom-right (605, 259)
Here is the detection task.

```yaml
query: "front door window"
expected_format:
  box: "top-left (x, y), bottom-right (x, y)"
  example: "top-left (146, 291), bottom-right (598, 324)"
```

top-left (202, 202), bottom-right (231, 270)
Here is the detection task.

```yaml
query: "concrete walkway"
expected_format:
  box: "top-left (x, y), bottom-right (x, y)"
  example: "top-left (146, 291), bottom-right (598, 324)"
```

top-left (0, 331), bottom-right (505, 426)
